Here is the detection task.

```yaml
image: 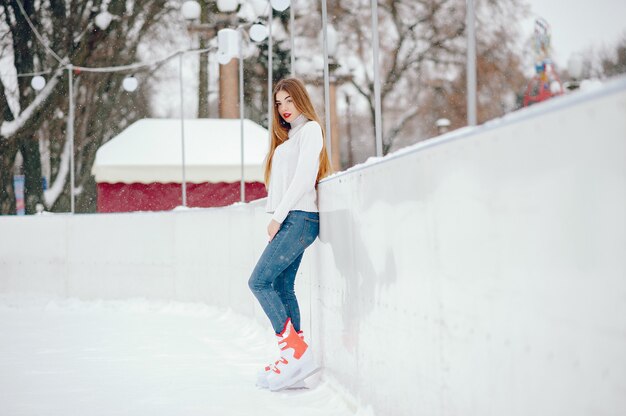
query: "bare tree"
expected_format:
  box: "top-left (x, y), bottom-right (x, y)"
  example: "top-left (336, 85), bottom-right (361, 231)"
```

top-left (577, 34), bottom-right (626, 80)
top-left (292, 0), bottom-right (528, 161)
top-left (600, 35), bottom-right (626, 78)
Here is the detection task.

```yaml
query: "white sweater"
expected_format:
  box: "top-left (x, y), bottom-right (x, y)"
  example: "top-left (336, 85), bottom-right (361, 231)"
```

top-left (265, 114), bottom-right (323, 224)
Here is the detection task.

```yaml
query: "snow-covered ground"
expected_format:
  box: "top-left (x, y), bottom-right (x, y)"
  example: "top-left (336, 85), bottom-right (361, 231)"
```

top-left (0, 295), bottom-right (367, 416)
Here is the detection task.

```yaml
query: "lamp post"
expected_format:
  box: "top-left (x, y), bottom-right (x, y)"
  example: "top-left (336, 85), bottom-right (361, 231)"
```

top-left (267, 4), bottom-right (273, 140)
top-left (218, 22), bottom-right (268, 203)
top-left (370, 0), bottom-right (383, 157)
top-left (466, 0), bottom-right (477, 126)
top-left (67, 65), bottom-right (75, 214)
top-left (320, 0), bottom-right (332, 161)
top-left (317, 24), bottom-right (350, 172)
top-left (181, 1), bottom-right (284, 121)
top-left (319, 25), bottom-right (341, 171)
top-left (182, 1), bottom-right (211, 118)
top-left (178, 53), bottom-right (188, 207)
top-left (181, 0), bottom-right (240, 119)
top-left (345, 93), bottom-right (353, 168)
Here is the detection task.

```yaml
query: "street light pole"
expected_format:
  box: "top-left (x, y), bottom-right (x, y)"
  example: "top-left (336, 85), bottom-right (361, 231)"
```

top-left (182, 0), bottom-right (240, 119)
top-left (466, 0), bottom-right (477, 126)
top-left (345, 94), bottom-right (354, 168)
top-left (370, 0), bottom-right (383, 157)
top-left (219, 23), bottom-right (268, 204)
top-left (267, 6), bottom-right (273, 138)
top-left (178, 53), bottom-right (188, 207)
top-left (290, 5), bottom-right (295, 77)
top-left (67, 65), bottom-right (75, 214)
top-left (321, 0), bottom-right (332, 161)
top-left (329, 74), bottom-right (340, 171)
top-left (239, 28), bottom-right (245, 203)
top-left (198, 0), bottom-right (210, 118)
top-left (324, 24), bottom-right (343, 172)
top-left (220, 54), bottom-right (239, 118)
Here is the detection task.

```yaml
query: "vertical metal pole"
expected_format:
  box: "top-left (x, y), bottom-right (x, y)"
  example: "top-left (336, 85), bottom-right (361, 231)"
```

top-left (466, 0), bottom-right (477, 126)
top-left (207, 50), bottom-right (211, 118)
top-left (371, 0), bottom-right (383, 157)
top-left (179, 53), bottom-right (188, 207)
top-left (239, 29), bottom-right (245, 203)
top-left (268, 6), bottom-right (273, 141)
top-left (68, 65), bottom-right (75, 214)
top-left (345, 94), bottom-right (354, 167)
top-left (290, 4), bottom-right (295, 77)
top-left (321, 0), bottom-right (332, 159)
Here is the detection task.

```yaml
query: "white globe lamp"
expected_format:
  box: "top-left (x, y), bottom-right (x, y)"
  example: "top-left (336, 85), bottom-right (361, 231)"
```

top-left (270, 0), bottom-right (290, 12)
top-left (217, 0), bottom-right (238, 13)
top-left (31, 75), bottom-right (46, 91)
top-left (249, 23), bottom-right (268, 42)
top-left (181, 0), bottom-right (201, 21)
top-left (123, 76), bottom-right (138, 92)
top-left (95, 11), bottom-right (113, 30)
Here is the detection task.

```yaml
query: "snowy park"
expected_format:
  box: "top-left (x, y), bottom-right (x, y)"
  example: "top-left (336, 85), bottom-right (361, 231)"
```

top-left (1, 0), bottom-right (626, 415)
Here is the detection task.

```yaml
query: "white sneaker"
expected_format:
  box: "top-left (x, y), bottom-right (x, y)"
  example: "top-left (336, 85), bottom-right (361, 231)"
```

top-left (266, 319), bottom-right (319, 392)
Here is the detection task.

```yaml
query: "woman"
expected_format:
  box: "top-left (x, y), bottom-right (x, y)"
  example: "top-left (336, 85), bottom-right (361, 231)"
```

top-left (248, 78), bottom-right (333, 391)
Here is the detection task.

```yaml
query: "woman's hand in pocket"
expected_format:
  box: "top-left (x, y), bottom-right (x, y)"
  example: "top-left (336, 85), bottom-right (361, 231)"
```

top-left (268, 219), bottom-right (281, 242)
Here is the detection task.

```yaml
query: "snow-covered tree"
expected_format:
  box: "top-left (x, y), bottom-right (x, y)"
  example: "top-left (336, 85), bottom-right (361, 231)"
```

top-left (0, 0), bottom-right (175, 214)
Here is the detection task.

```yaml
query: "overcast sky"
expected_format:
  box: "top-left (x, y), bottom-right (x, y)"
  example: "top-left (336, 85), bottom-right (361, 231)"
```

top-left (522, 0), bottom-right (626, 68)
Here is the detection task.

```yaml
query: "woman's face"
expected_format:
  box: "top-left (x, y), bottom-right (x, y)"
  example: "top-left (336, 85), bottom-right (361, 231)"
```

top-left (275, 90), bottom-right (301, 124)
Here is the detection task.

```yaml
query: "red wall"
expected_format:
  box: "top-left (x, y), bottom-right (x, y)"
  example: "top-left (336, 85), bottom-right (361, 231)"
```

top-left (97, 182), bottom-right (267, 213)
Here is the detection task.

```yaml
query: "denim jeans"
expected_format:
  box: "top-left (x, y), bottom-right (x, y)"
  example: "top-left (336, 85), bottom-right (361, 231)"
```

top-left (248, 210), bottom-right (320, 334)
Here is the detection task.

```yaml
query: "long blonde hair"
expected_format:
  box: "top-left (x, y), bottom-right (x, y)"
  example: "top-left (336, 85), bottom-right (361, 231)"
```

top-left (263, 78), bottom-right (333, 189)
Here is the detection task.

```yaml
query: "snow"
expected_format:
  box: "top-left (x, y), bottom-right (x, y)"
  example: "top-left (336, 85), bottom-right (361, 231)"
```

top-left (91, 118), bottom-right (269, 184)
top-left (0, 295), bottom-right (365, 416)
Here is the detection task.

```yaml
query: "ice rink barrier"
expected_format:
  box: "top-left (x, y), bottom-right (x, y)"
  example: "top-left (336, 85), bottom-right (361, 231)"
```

top-left (1, 76), bottom-right (625, 415)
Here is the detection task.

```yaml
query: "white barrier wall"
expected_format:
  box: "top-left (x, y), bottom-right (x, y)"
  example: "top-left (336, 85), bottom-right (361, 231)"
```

top-left (1, 77), bottom-right (625, 415)
top-left (310, 78), bottom-right (626, 415)
top-left (0, 201), bottom-right (316, 331)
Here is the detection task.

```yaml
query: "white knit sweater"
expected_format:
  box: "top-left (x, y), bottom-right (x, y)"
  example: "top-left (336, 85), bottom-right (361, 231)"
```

top-left (265, 114), bottom-right (323, 223)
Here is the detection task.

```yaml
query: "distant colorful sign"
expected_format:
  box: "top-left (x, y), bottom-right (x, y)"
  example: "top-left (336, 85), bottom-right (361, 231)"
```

top-left (523, 18), bottom-right (564, 107)
top-left (14, 175), bottom-right (25, 215)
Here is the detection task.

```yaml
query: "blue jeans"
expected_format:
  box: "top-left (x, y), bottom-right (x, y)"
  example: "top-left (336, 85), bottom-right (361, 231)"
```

top-left (248, 210), bottom-right (320, 334)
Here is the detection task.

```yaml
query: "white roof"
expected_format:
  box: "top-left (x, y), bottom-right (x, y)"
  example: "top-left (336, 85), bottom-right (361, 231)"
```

top-left (92, 118), bottom-right (269, 184)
